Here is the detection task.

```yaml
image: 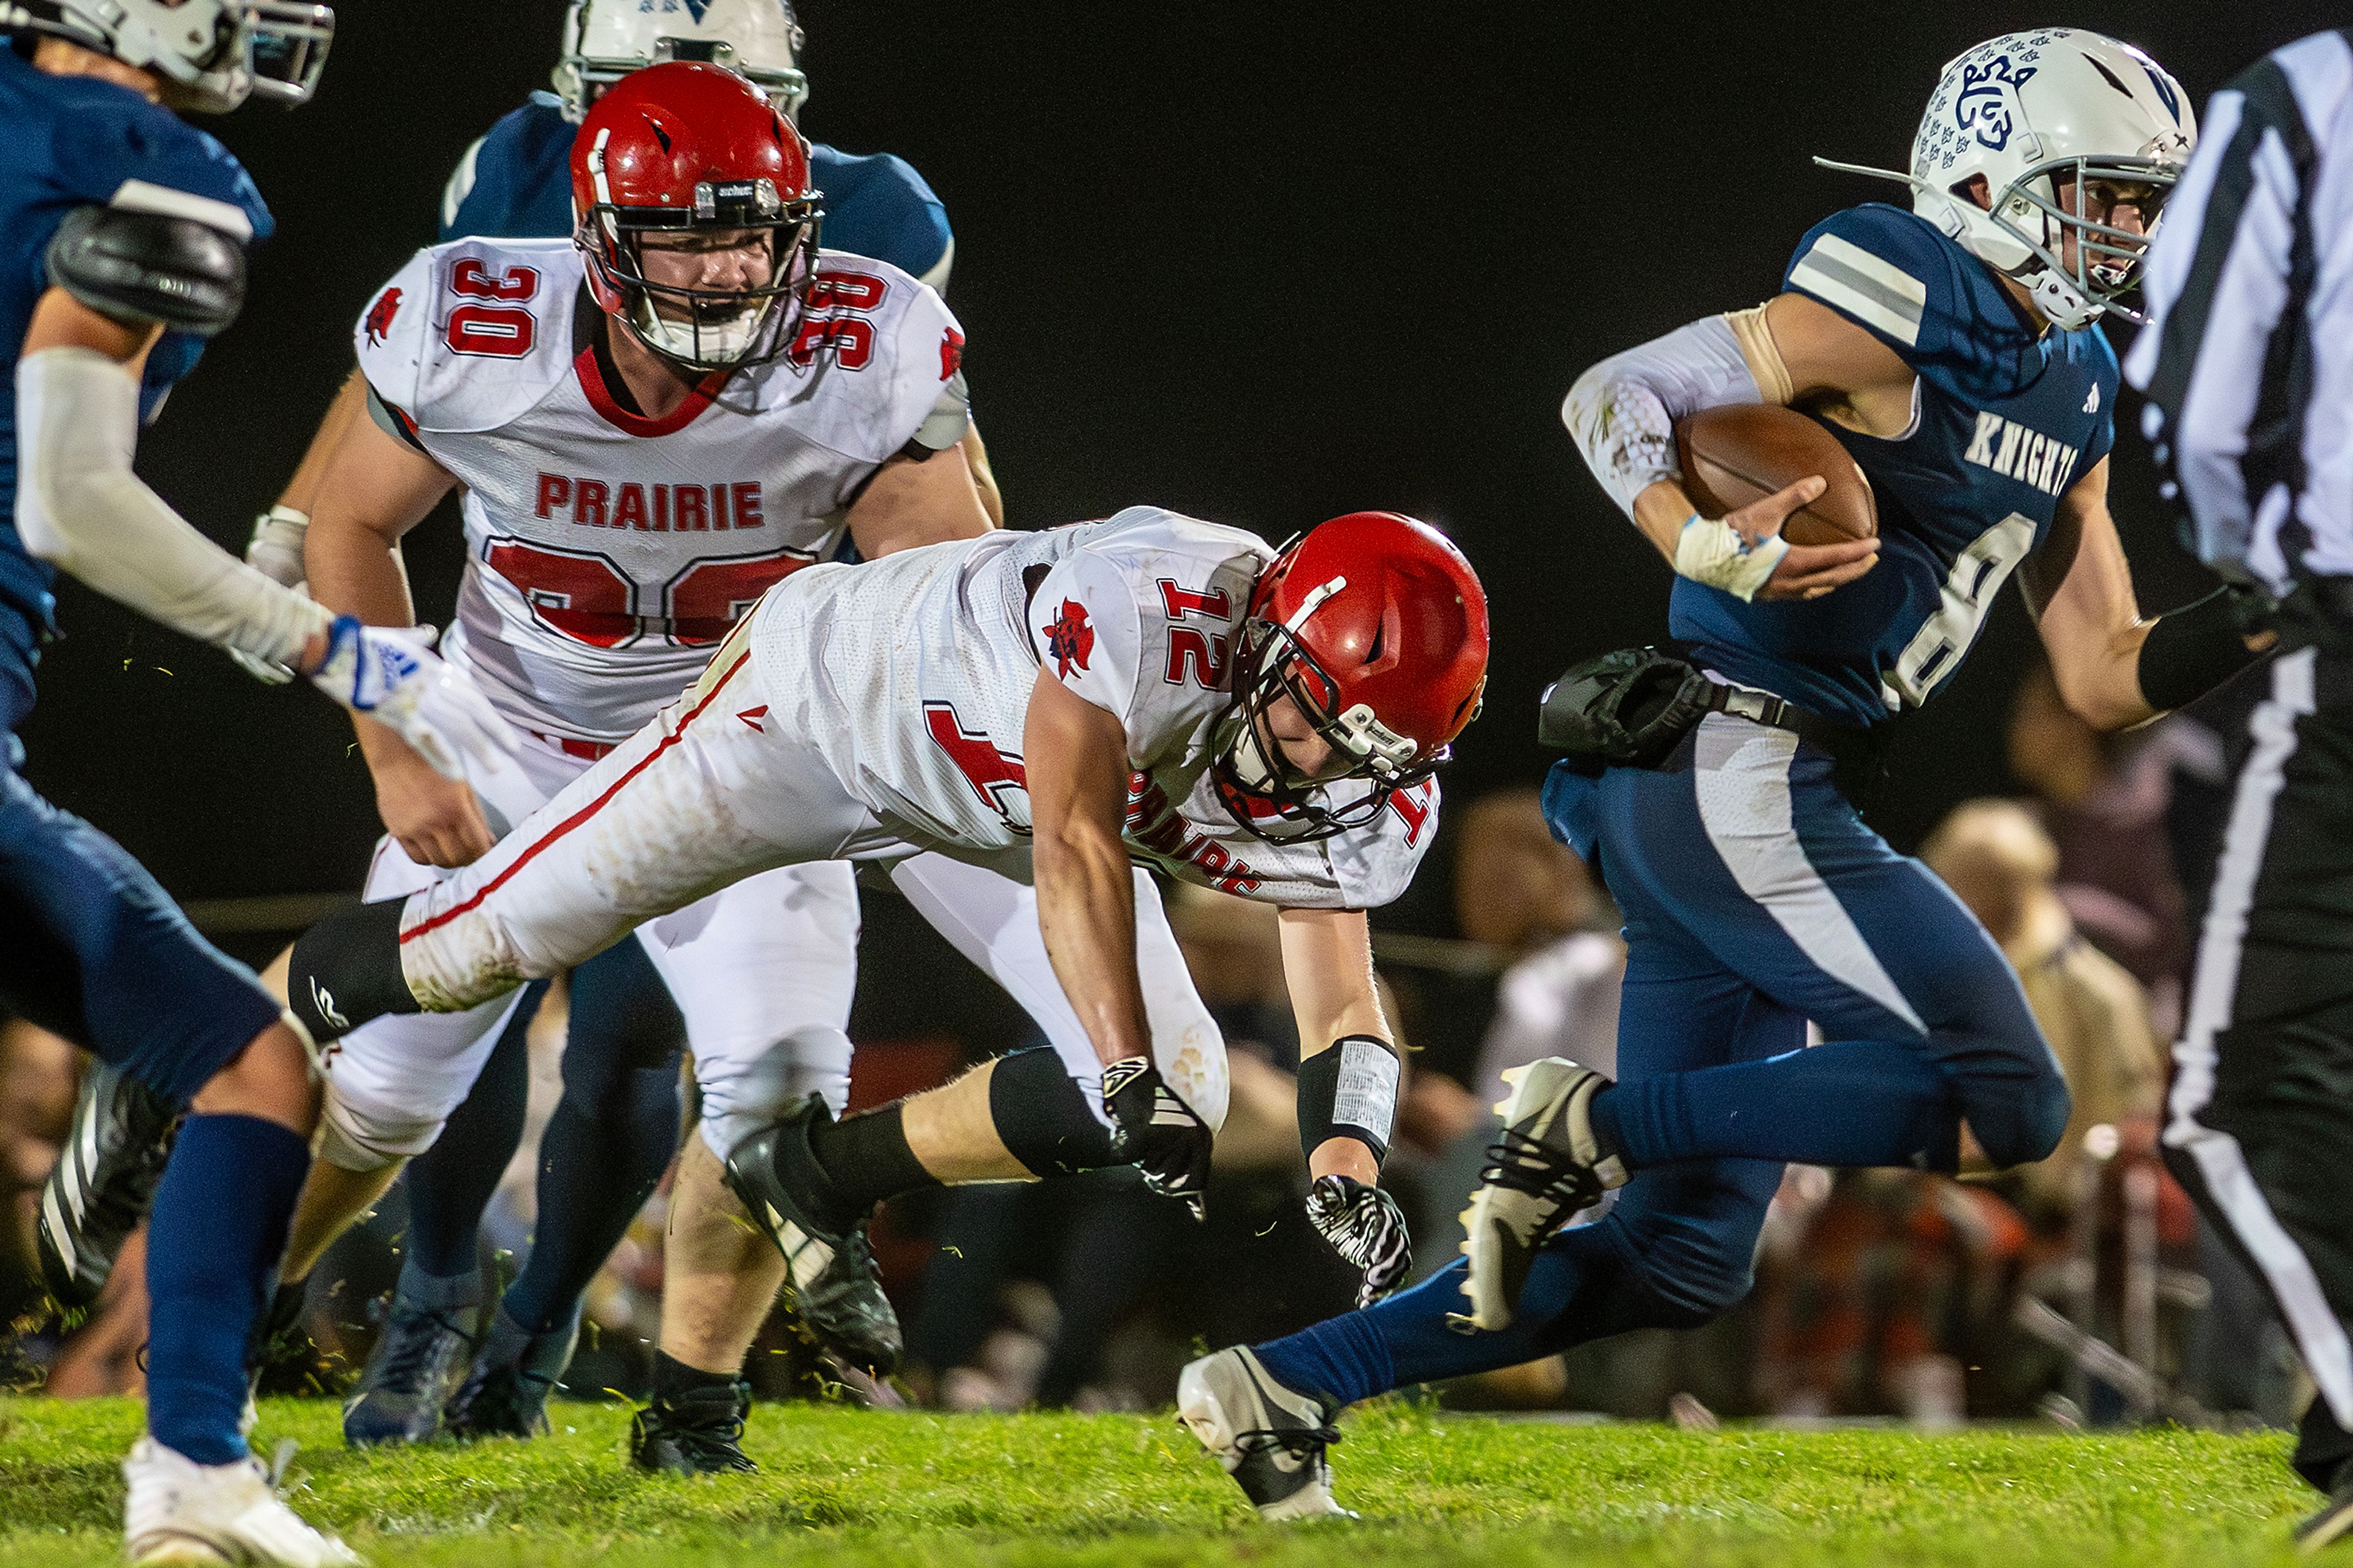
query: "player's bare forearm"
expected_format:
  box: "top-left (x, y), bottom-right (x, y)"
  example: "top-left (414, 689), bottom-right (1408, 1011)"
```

top-left (303, 410), bottom-right (451, 629)
top-left (2021, 459), bottom-right (2159, 732)
top-left (275, 371), bottom-right (369, 517)
top-left (1024, 668), bottom-right (1152, 1069)
top-left (303, 403), bottom-right (464, 775)
top-left (1280, 906), bottom-right (1389, 1184)
top-left (845, 443), bottom-right (994, 559)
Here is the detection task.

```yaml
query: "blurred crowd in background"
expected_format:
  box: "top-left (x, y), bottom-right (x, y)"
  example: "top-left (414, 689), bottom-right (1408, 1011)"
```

top-left (0, 659), bottom-right (2303, 1430)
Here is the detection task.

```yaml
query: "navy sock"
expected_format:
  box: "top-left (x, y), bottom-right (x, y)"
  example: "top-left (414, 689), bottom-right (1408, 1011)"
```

top-left (400, 990), bottom-right (542, 1281)
top-left (145, 1115), bottom-right (309, 1464)
top-left (1589, 1040), bottom-right (1959, 1172)
top-left (501, 1068), bottom-right (680, 1335)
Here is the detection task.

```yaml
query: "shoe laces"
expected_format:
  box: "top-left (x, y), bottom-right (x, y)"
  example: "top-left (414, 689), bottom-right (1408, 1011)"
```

top-left (374, 1308), bottom-right (464, 1390)
top-left (1479, 1126), bottom-right (1604, 1213)
top-left (1233, 1420), bottom-right (1341, 1462)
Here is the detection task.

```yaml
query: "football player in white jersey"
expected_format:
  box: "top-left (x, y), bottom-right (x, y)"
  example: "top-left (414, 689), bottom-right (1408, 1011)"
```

top-left (237, 59), bottom-right (996, 1461)
top-left (277, 504), bottom-right (1489, 1449)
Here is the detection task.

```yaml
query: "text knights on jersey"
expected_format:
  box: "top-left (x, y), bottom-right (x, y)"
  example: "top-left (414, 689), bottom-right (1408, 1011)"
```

top-left (1961, 411), bottom-right (2082, 498)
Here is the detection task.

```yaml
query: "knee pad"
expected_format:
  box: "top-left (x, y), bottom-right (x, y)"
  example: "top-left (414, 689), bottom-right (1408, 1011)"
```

top-left (1153, 1016), bottom-right (1229, 1134)
top-left (989, 1046), bottom-right (1114, 1178)
top-left (694, 1024), bottom-right (854, 1158)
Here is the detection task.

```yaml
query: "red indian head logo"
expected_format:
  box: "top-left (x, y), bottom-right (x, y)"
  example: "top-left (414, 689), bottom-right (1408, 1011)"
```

top-left (1045, 599), bottom-right (1094, 678)
top-left (365, 287), bottom-right (403, 347)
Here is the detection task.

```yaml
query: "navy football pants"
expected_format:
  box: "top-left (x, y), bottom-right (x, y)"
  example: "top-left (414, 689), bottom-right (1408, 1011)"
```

top-left (0, 762), bottom-right (281, 1102)
top-left (1252, 712), bottom-right (2067, 1403)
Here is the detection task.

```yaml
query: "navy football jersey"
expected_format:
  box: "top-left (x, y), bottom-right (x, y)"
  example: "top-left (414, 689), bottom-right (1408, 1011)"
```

top-left (439, 90), bottom-right (954, 287)
top-left (0, 45), bottom-right (271, 743)
top-left (1672, 203), bottom-right (2118, 727)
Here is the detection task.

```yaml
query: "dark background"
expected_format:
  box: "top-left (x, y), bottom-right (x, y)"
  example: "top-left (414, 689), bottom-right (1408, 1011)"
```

top-left (20, 1), bottom-right (2345, 922)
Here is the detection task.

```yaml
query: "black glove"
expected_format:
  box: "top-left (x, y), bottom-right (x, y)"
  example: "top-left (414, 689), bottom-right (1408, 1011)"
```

top-left (1102, 1056), bottom-right (1211, 1222)
top-left (1305, 1173), bottom-right (1412, 1306)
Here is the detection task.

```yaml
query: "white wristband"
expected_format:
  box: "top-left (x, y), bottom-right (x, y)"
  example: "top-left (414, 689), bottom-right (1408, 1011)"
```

top-left (1673, 513), bottom-right (1787, 603)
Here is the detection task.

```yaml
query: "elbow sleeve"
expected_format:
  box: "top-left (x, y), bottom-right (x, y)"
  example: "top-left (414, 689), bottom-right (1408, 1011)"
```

top-left (1562, 314), bottom-right (1766, 517)
top-left (15, 346), bottom-right (328, 666)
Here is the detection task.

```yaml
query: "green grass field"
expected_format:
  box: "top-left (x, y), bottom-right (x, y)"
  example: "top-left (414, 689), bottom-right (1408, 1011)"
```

top-left (0, 1396), bottom-right (2323, 1567)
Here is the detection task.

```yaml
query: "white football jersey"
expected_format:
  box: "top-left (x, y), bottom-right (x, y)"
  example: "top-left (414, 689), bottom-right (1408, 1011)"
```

top-left (752, 506), bottom-right (1439, 910)
top-left (354, 237), bottom-right (969, 742)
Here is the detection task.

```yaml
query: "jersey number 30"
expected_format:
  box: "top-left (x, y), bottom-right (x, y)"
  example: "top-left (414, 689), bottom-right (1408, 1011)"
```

top-left (446, 258), bottom-right (541, 359)
top-left (484, 538), bottom-right (814, 648)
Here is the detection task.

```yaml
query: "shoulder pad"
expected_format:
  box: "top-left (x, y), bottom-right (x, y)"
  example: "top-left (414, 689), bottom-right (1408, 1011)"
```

top-left (358, 238), bottom-right (579, 434)
top-left (55, 100), bottom-right (273, 243)
top-left (808, 148), bottom-right (952, 286)
top-left (46, 203), bottom-right (246, 336)
top-left (1783, 204), bottom-right (1956, 353)
top-left (779, 254), bottom-right (966, 459)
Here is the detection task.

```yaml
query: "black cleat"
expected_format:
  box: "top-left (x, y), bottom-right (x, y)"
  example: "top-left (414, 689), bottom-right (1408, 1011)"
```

top-left (631, 1381), bottom-right (758, 1475)
top-left (37, 1062), bottom-right (178, 1312)
top-left (722, 1099), bottom-right (903, 1375)
top-left (247, 1277), bottom-right (332, 1401)
top-left (2300, 1463), bottom-right (2353, 1553)
top-left (1176, 1347), bottom-right (1349, 1520)
top-left (342, 1297), bottom-right (476, 1447)
top-left (444, 1304), bottom-right (580, 1441)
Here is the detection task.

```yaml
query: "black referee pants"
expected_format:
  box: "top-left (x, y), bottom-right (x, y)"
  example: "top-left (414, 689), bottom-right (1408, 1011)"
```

top-left (2165, 642), bottom-right (2353, 1490)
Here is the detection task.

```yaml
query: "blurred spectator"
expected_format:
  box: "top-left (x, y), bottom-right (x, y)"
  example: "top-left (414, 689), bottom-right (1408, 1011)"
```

top-left (2009, 658), bottom-right (2196, 1037)
top-left (1751, 1165), bottom-right (2027, 1423)
top-left (1920, 800), bottom-right (2166, 1220)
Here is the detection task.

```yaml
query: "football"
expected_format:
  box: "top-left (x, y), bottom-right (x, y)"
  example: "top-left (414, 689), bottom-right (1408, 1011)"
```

top-left (1674, 404), bottom-right (1878, 547)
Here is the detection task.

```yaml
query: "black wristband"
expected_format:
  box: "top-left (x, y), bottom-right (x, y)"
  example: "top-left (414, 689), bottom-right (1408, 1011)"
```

top-left (2138, 586), bottom-right (2267, 714)
top-left (1297, 1036), bottom-right (1401, 1167)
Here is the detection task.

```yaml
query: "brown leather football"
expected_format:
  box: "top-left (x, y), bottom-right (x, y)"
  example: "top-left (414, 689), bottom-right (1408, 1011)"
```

top-left (1673, 404), bottom-right (1877, 546)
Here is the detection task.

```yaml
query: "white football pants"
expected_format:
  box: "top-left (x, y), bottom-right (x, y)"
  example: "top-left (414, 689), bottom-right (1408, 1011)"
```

top-left (326, 642), bottom-right (1226, 1171)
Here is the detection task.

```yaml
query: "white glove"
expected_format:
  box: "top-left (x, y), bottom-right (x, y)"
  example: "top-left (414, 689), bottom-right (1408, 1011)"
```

top-left (1673, 513), bottom-right (1788, 603)
top-left (227, 507), bottom-right (312, 684)
top-left (308, 615), bottom-right (518, 782)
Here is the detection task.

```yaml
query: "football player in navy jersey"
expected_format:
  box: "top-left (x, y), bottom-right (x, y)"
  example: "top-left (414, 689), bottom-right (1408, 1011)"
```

top-left (1175, 30), bottom-right (2272, 1521)
top-left (0, 2), bottom-right (518, 1561)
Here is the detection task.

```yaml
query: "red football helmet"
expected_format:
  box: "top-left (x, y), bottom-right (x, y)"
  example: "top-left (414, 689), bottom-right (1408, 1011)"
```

top-left (570, 60), bottom-right (821, 371)
top-left (1212, 512), bottom-right (1489, 840)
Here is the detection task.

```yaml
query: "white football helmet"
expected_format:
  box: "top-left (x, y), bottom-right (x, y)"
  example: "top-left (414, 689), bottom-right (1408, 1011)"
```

top-left (553, 0), bottom-right (809, 123)
top-left (9, 0), bottom-right (333, 113)
top-left (1819, 29), bottom-right (2196, 329)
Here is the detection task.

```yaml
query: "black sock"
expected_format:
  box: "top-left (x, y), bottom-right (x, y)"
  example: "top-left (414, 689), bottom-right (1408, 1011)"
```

top-left (802, 1104), bottom-right (936, 1226)
top-left (653, 1349), bottom-right (738, 1406)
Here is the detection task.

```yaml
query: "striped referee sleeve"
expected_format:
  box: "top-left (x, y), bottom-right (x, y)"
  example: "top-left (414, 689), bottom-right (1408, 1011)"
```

top-left (2124, 31), bottom-right (2349, 594)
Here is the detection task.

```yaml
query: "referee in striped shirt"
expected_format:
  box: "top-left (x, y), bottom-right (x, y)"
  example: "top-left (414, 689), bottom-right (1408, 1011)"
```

top-left (2124, 27), bottom-right (2353, 1549)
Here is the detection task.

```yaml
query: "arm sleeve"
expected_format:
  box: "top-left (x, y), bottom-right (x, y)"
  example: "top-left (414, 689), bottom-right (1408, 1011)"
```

top-left (15, 347), bottom-right (332, 665)
top-left (2123, 69), bottom-right (2315, 588)
top-left (1560, 313), bottom-right (1766, 517)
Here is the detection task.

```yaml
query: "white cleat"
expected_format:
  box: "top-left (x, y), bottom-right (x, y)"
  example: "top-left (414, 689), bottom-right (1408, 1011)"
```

top-left (1176, 1347), bottom-right (1350, 1521)
top-left (1455, 1058), bottom-right (1624, 1333)
top-left (124, 1437), bottom-right (362, 1567)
